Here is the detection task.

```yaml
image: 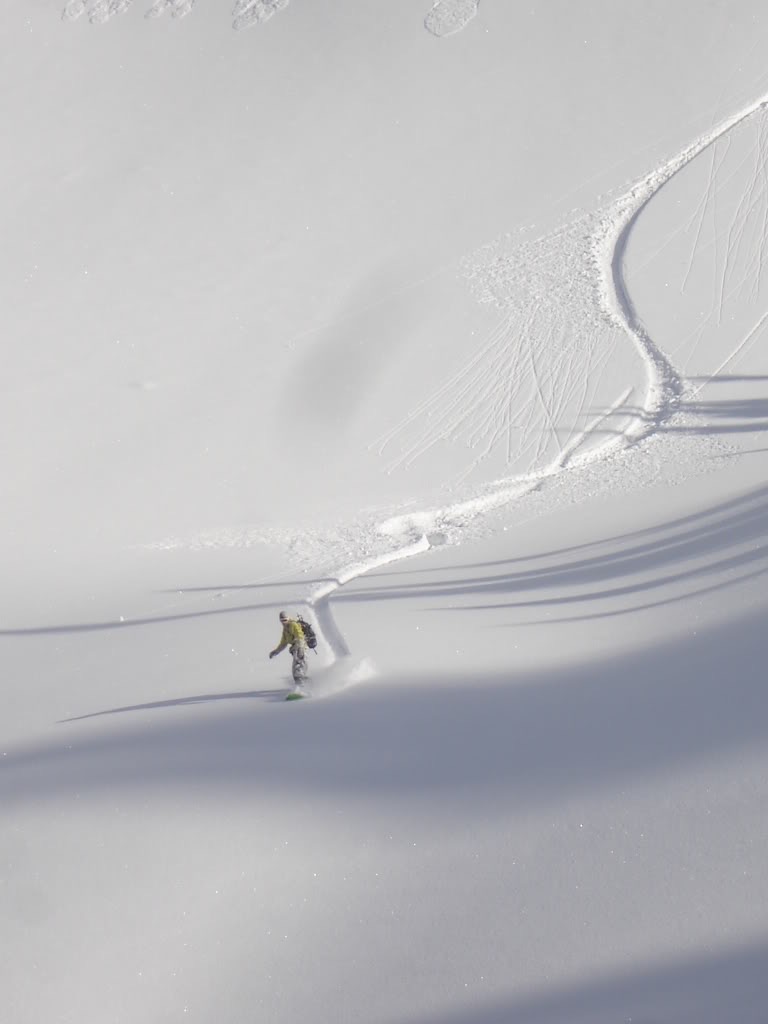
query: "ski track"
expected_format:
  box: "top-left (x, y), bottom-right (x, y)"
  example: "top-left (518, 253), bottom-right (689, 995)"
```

top-left (141, 94), bottom-right (768, 682)
top-left (643, 107), bottom-right (768, 377)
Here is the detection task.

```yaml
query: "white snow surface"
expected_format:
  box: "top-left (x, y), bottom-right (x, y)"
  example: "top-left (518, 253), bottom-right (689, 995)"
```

top-left (4, 2), bottom-right (768, 1022)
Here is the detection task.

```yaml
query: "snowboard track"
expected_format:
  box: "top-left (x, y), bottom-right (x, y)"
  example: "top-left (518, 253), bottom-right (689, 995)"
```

top-left (308, 94), bottom-right (768, 671)
top-left (143, 95), bottom-right (768, 680)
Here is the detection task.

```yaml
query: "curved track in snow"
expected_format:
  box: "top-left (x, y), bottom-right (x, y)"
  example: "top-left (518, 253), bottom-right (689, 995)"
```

top-left (306, 94), bottom-right (768, 676)
top-left (145, 94), bottom-right (768, 686)
top-left (599, 95), bottom-right (768, 441)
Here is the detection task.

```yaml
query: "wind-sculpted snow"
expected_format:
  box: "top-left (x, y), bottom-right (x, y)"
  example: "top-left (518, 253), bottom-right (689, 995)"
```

top-left (61, 0), bottom-right (287, 26)
top-left (146, 0), bottom-right (196, 18)
top-left (231, 0), bottom-right (289, 31)
top-left (424, 0), bottom-right (480, 37)
top-left (60, 0), bottom-right (472, 33)
top-left (62, 0), bottom-right (195, 20)
top-left (62, 0), bottom-right (133, 22)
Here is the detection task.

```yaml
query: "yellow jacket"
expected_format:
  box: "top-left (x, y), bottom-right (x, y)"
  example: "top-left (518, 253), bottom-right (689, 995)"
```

top-left (273, 618), bottom-right (305, 654)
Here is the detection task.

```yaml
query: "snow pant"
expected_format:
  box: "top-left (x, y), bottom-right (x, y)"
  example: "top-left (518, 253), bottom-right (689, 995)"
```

top-left (289, 643), bottom-right (308, 685)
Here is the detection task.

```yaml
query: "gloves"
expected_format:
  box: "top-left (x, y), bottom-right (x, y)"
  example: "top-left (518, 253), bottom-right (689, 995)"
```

top-left (269, 650), bottom-right (276, 659)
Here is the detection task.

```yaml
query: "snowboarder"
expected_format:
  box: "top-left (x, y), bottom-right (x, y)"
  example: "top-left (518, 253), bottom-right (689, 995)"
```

top-left (269, 610), bottom-right (308, 686)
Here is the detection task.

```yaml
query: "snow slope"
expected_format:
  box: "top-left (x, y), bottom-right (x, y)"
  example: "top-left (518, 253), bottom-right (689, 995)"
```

top-left (3, 2), bottom-right (768, 1022)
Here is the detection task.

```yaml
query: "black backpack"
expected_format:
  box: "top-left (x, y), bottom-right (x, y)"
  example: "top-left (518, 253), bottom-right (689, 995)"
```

top-left (297, 615), bottom-right (318, 652)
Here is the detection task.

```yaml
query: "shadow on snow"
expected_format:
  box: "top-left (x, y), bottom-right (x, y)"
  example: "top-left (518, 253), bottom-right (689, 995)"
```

top-left (61, 689), bottom-right (287, 721)
top-left (331, 482), bottom-right (768, 623)
top-left (387, 937), bottom-right (768, 1024)
top-left (3, 483), bottom-right (768, 635)
top-left (2, 602), bottom-right (768, 813)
